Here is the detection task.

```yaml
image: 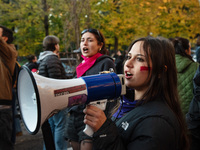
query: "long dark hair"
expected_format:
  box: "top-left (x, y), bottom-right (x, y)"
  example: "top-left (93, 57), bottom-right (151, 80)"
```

top-left (172, 37), bottom-right (193, 62)
top-left (127, 36), bottom-right (189, 150)
top-left (81, 28), bottom-right (108, 55)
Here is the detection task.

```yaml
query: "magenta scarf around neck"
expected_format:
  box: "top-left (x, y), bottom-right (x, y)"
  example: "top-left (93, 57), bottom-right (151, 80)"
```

top-left (76, 53), bottom-right (103, 78)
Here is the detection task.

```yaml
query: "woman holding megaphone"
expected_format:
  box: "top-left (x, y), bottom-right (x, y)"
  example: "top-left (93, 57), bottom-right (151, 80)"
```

top-left (83, 36), bottom-right (190, 150)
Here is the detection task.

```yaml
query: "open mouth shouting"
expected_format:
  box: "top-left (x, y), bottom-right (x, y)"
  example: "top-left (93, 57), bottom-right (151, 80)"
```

top-left (125, 71), bottom-right (133, 79)
top-left (83, 47), bottom-right (89, 53)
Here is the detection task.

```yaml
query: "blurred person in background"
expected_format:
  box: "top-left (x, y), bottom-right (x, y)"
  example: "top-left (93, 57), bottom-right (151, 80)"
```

top-left (172, 37), bottom-right (198, 115)
top-left (38, 35), bottom-right (68, 150)
top-left (0, 25), bottom-right (18, 149)
top-left (186, 65), bottom-right (200, 150)
top-left (114, 50), bottom-right (125, 74)
top-left (25, 54), bottom-right (38, 72)
top-left (195, 35), bottom-right (200, 64)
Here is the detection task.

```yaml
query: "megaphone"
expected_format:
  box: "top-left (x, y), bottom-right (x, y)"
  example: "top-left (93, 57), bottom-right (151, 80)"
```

top-left (17, 66), bottom-right (126, 135)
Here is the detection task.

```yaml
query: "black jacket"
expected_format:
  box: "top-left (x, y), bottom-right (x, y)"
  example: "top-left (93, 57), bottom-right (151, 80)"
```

top-left (38, 53), bottom-right (66, 79)
top-left (93, 98), bottom-right (182, 150)
top-left (114, 55), bottom-right (124, 74)
top-left (186, 65), bottom-right (200, 129)
top-left (82, 55), bottom-right (116, 76)
top-left (26, 62), bottom-right (38, 71)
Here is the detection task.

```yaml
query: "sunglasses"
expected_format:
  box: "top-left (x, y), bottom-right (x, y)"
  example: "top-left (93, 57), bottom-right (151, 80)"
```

top-left (81, 28), bottom-right (103, 42)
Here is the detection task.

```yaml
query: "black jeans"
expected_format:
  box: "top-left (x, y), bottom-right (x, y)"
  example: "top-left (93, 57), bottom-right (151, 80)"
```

top-left (0, 108), bottom-right (13, 150)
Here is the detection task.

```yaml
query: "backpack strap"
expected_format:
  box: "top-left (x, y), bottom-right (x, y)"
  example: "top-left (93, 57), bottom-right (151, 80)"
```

top-left (12, 62), bottom-right (21, 88)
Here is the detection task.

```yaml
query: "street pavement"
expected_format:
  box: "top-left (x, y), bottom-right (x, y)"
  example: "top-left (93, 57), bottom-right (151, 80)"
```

top-left (15, 120), bottom-right (72, 150)
top-left (15, 122), bottom-right (43, 150)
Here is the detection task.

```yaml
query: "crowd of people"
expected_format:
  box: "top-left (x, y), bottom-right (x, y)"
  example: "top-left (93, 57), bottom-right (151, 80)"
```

top-left (1, 24), bottom-right (200, 150)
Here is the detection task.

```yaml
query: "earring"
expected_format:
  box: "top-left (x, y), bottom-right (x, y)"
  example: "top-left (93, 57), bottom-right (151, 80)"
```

top-left (164, 65), bottom-right (167, 72)
top-left (99, 48), bottom-right (101, 51)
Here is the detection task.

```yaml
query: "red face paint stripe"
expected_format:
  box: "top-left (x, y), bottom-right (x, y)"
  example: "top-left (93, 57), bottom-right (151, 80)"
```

top-left (140, 66), bottom-right (151, 71)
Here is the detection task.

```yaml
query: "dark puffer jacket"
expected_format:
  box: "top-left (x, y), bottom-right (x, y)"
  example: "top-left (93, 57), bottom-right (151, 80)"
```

top-left (93, 98), bottom-right (182, 150)
top-left (38, 52), bottom-right (66, 79)
top-left (186, 65), bottom-right (200, 129)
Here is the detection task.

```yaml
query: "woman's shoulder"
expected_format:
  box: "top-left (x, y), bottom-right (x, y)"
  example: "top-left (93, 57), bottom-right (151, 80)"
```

top-left (185, 60), bottom-right (199, 74)
top-left (190, 61), bottom-right (199, 68)
top-left (42, 55), bottom-right (60, 64)
top-left (97, 55), bottom-right (114, 62)
top-left (116, 99), bottom-right (180, 147)
top-left (97, 55), bottom-right (115, 67)
top-left (120, 98), bottom-right (178, 125)
top-left (176, 54), bottom-right (198, 72)
top-left (45, 54), bottom-right (58, 60)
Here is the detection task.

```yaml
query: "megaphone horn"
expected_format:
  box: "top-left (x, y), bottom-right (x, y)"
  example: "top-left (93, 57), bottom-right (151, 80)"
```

top-left (17, 66), bottom-right (126, 135)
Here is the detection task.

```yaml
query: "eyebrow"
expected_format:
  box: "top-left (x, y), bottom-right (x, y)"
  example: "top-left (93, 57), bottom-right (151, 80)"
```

top-left (81, 37), bottom-right (94, 40)
top-left (128, 53), bottom-right (145, 57)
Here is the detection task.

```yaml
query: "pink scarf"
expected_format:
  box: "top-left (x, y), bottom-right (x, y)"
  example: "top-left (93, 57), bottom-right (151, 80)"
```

top-left (76, 53), bottom-right (103, 77)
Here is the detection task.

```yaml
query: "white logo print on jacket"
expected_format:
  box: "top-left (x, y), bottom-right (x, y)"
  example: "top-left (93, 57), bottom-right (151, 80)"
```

top-left (121, 121), bottom-right (129, 130)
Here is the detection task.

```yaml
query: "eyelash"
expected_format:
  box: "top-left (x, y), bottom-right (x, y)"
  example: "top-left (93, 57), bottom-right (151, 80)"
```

top-left (125, 56), bottom-right (144, 62)
top-left (81, 39), bottom-right (93, 42)
top-left (125, 55), bottom-right (131, 60)
top-left (137, 57), bottom-right (144, 62)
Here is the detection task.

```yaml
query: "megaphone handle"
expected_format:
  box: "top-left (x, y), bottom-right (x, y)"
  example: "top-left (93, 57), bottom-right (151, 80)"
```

top-left (83, 125), bottom-right (93, 137)
top-left (83, 99), bottom-right (107, 137)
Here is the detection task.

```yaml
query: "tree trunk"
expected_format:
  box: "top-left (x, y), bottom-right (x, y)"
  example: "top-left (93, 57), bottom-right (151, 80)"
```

top-left (41, 0), bottom-right (49, 36)
top-left (71, 0), bottom-right (80, 49)
top-left (114, 36), bottom-right (118, 54)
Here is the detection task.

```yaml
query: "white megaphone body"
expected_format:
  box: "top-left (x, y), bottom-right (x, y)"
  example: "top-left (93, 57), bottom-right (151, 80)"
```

top-left (17, 66), bottom-right (126, 135)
